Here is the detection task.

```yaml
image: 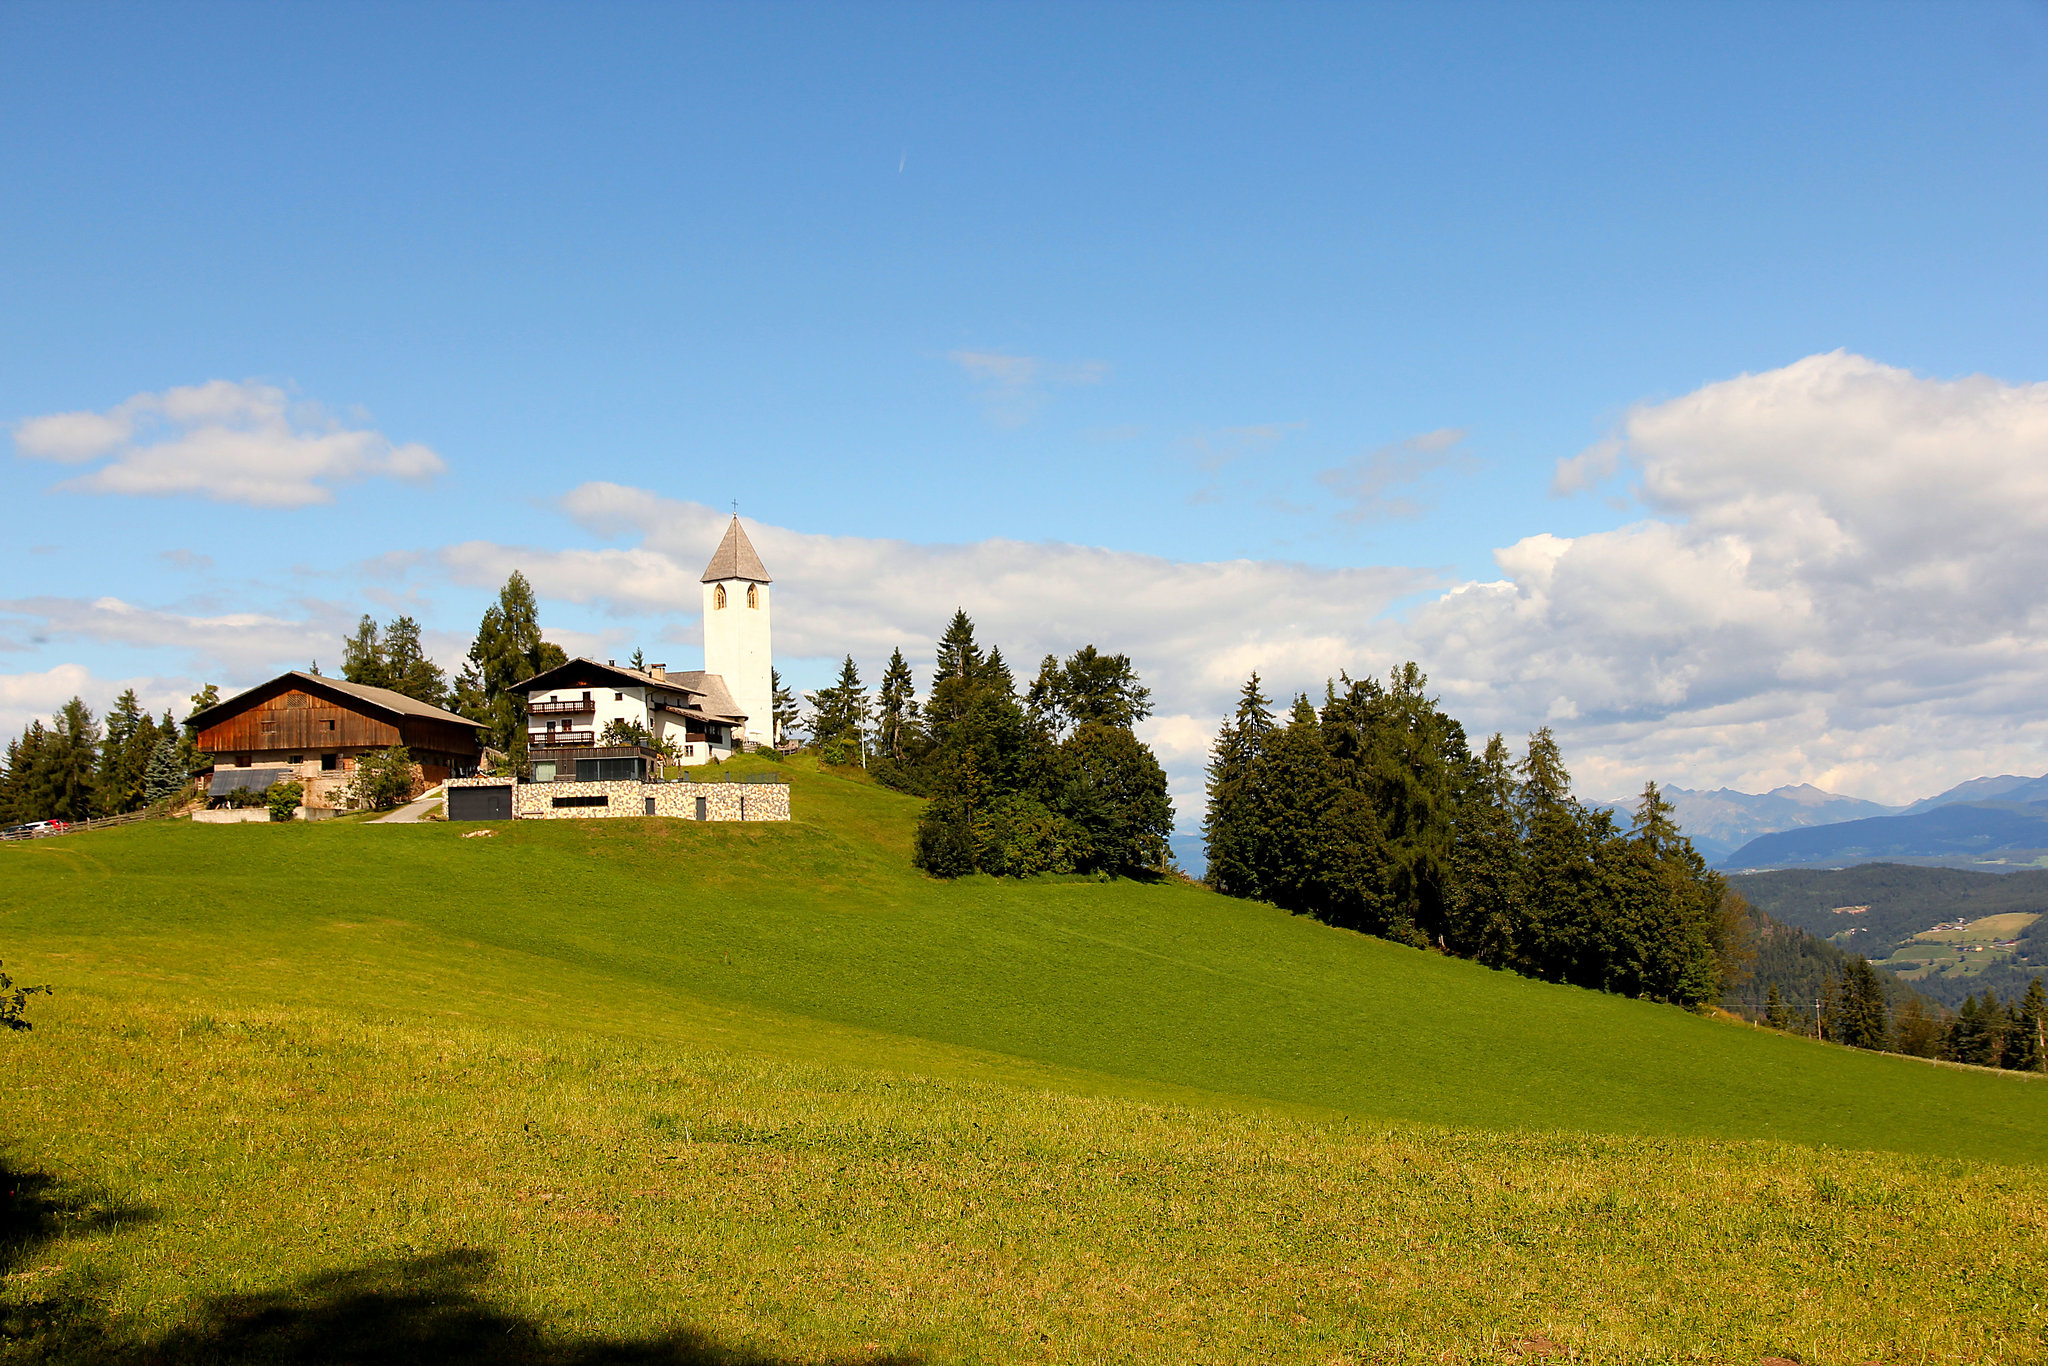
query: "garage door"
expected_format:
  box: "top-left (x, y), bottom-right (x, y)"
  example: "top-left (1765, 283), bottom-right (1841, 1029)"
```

top-left (448, 784), bottom-right (514, 821)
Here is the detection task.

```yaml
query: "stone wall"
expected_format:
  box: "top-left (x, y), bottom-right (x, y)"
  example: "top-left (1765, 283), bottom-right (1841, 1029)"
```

top-left (445, 776), bottom-right (789, 822)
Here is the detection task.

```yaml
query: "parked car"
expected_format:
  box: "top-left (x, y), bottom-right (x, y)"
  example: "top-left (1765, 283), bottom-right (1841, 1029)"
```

top-left (0, 824), bottom-right (33, 841)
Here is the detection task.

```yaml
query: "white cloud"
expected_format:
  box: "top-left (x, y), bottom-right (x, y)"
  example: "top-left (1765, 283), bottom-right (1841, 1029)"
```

top-left (0, 664), bottom-right (194, 738)
top-left (0, 595), bottom-right (350, 679)
top-left (948, 350), bottom-right (1109, 428)
top-left (12, 380), bottom-right (447, 507)
top-left (1441, 351), bottom-right (2048, 802)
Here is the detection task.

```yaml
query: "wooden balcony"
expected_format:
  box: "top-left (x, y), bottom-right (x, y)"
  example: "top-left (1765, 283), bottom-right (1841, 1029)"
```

top-left (531, 730), bottom-right (595, 748)
top-left (528, 699), bottom-right (594, 716)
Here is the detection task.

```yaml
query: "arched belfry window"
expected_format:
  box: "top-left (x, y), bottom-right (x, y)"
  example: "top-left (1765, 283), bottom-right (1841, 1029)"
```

top-left (713, 584), bottom-right (727, 610)
top-left (746, 583), bottom-right (759, 609)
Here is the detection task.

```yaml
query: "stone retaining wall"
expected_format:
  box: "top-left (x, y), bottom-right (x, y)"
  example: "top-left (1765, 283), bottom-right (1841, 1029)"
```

top-left (445, 776), bottom-right (789, 822)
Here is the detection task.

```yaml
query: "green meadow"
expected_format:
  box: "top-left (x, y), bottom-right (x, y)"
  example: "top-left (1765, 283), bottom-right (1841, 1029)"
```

top-left (5, 757), bottom-right (2048, 1363)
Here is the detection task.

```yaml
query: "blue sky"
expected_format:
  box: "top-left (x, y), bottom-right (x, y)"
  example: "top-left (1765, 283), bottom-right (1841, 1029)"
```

top-left (6, 2), bottom-right (2048, 818)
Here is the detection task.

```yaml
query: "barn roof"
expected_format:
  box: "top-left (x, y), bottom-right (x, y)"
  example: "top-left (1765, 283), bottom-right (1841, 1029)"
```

top-left (186, 671), bottom-right (487, 730)
top-left (700, 516), bottom-right (771, 583)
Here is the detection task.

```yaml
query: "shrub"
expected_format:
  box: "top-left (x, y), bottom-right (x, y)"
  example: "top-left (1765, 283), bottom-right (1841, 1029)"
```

top-left (972, 794), bottom-right (1082, 877)
top-left (266, 780), bottom-right (303, 822)
top-left (0, 960), bottom-right (49, 1032)
top-left (913, 798), bottom-right (976, 878)
top-left (346, 746), bottom-right (416, 811)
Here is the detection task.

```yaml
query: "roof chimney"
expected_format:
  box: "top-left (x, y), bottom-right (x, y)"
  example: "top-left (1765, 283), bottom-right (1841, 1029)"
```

top-left (650, 663), bottom-right (667, 680)
top-left (608, 659), bottom-right (616, 667)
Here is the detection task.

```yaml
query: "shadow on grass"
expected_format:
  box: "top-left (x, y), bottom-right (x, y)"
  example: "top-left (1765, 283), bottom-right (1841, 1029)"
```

top-left (3, 1161), bottom-right (920, 1365)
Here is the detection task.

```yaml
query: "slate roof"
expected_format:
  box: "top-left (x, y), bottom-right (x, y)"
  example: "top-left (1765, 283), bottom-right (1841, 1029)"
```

top-left (186, 671), bottom-right (486, 729)
top-left (700, 516), bottom-right (772, 583)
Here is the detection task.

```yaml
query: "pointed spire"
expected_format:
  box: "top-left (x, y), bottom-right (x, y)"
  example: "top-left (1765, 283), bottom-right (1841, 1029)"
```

top-left (701, 515), bottom-right (772, 583)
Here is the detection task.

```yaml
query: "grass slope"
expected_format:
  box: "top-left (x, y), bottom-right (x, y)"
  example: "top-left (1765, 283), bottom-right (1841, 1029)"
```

top-left (9, 757), bottom-right (2048, 1164)
top-left (5, 758), bottom-right (2048, 1363)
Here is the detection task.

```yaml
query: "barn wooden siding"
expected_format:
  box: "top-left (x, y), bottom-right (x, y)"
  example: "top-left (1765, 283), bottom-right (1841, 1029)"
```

top-left (195, 686), bottom-right (480, 761)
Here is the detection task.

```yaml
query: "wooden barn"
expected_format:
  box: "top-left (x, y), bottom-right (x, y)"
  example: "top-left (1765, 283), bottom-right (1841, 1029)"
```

top-left (187, 672), bottom-right (486, 796)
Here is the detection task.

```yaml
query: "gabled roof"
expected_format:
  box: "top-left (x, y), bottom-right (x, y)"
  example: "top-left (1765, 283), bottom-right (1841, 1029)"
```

top-left (510, 658), bottom-right (748, 723)
top-left (701, 515), bottom-right (771, 584)
top-left (186, 671), bottom-right (486, 730)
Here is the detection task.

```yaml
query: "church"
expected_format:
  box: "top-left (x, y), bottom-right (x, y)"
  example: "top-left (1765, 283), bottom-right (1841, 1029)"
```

top-left (510, 516), bottom-right (777, 768)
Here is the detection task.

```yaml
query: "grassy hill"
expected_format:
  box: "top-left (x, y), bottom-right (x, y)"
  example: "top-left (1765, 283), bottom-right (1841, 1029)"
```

top-left (6, 757), bottom-right (2048, 1363)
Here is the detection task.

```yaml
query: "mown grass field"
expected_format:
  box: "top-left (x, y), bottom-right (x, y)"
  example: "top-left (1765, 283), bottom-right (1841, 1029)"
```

top-left (5, 756), bottom-right (2048, 1363)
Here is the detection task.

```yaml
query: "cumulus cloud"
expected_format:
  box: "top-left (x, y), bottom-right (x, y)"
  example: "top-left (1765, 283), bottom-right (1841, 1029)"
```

top-left (949, 350), bottom-right (1109, 428)
top-left (1438, 351), bottom-right (2048, 801)
top-left (12, 380), bottom-right (446, 507)
top-left (0, 663), bottom-right (193, 737)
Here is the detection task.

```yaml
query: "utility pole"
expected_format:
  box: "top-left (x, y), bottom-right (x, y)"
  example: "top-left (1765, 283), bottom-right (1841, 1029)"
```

top-left (1815, 998), bottom-right (1824, 1042)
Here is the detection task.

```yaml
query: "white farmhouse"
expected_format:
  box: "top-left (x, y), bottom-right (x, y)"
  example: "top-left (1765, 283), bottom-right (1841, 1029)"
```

top-left (510, 515), bottom-right (777, 771)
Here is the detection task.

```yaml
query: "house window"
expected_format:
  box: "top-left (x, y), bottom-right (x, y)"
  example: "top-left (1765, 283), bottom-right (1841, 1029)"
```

top-left (582, 691), bottom-right (591, 701)
top-left (533, 761), bottom-right (557, 782)
top-left (235, 755), bottom-right (251, 767)
top-left (323, 720), bottom-right (336, 731)
top-left (286, 693), bottom-right (307, 708)
top-left (683, 744), bottom-right (694, 757)
top-left (746, 584), bottom-right (758, 608)
top-left (552, 794), bottom-right (608, 809)
top-left (714, 584), bottom-right (727, 610)
top-left (289, 756), bottom-right (303, 765)
top-left (614, 692), bottom-right (623, 701)
top-left (321, 754), bottom-right (339, 771)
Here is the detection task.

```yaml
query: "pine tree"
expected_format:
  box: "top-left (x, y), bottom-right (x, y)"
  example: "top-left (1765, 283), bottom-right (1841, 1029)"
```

top-left (453, 571), bottom-right (567, 764)
top-left (933, 610), bottom-right (983, 685)
top-left (806, 656), bottom-right (869, 765)
top-left (381, 616), bottom-right (448, 707)
top-left (1516, 727), bottom-right (1594, 984)
top-left (1764, 983), bottom-right (1795, 1031)
top-left (1834, 957), bottom-right (1890, 1051)
top-left (1203, 673), bottom-right (1276, 899)
top-left (341, 615), bottom-right (388, 689)
top-left (26, 698), bottom-right (101, 823)
top-left (1446, 733), bottom-right (1523, 966)
top-left (771, 669), bottom-right (801, 744)
top-left (2007, 978), bottom-right (2048, 1073)
top-left (628, 647), bottom-right (647, 671)
top-left (875, 650), bottom-right (919, 761)
top-left (143, 726), bottom-right (189, 806)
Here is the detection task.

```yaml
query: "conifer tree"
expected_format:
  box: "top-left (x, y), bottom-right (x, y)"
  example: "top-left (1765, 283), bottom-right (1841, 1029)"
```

top-left (875, 649), bottom-right (919, 761)
top-left (806, 656), bottom-right (870, 765)
top-left (1445, 733), bottom-right (1523, 965)
top-left (341, 615), bottom-right (389, 689)
top-left (143, 726), bottom-right (189, 806)
top-left (1764, 983), bottom-right (1794, 1031)
top-left (1834, 957), bottom-right (1890, 1051)
top-left (380, 616), bottom-right (448, 707)
top-left (771, 669), bottom-right (801, 744)
top-left (182, 686), bottom-right (218, 778)
top-left (2007, 978), bottom-right (2048, 1073)
top-left (453, 571), bottom-right (567, 764)
top-left (1203, 674), bottom-right (1276, 899)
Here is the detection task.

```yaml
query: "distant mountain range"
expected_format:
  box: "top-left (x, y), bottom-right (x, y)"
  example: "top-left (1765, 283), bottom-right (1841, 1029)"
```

top-left (1598, 772), bottom-right (2048, 874)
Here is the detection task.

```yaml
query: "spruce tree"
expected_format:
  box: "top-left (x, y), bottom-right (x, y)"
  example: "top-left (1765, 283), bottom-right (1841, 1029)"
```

top-left (381, 616), bottom-right (448, 707)
top-left (1203, 674), bottom-right (1276, 899)
top-left (875, 649), bottom-right (919, 761)
top-left (2007, 978), bottom-right (2048, 1073)
top-left (453, 571), bottom-right (567, 764)
top-left (771, 669), bottom-right (801, 744)
top-left (1835, 957), bottom-right (1890, 1051)
top-left (1764, 983), bottom-right (1794, 1031)
top-left (1446, 733), bottom-right (1523, 966)
top-left (806, 656), bottom-right (869, 765)
top-left (182, 686), bottom-right (218, 778)
top-left (341, 615), bottom-right (388, 689)
top-left (143, 727), bottom-right (189, 806)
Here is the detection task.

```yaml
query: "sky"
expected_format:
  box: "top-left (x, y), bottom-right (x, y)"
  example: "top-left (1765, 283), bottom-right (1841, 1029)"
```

top-left (5, 1), bottom-right (2048, 824)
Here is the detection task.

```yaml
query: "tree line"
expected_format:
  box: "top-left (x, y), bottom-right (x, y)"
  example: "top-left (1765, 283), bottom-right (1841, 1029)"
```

top-left (1202, 667), bottom-right (1748, 1010)
top-left (795, 612), bottom-right (1173, 879)
top-left (0, 688), bottom-right (213, 825)
top-left (1761, 964), bottom-right (2048, 1072)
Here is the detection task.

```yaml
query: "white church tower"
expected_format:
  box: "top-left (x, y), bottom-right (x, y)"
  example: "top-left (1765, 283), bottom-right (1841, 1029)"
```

top-left (701, 515), bottom-right (775, 746)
